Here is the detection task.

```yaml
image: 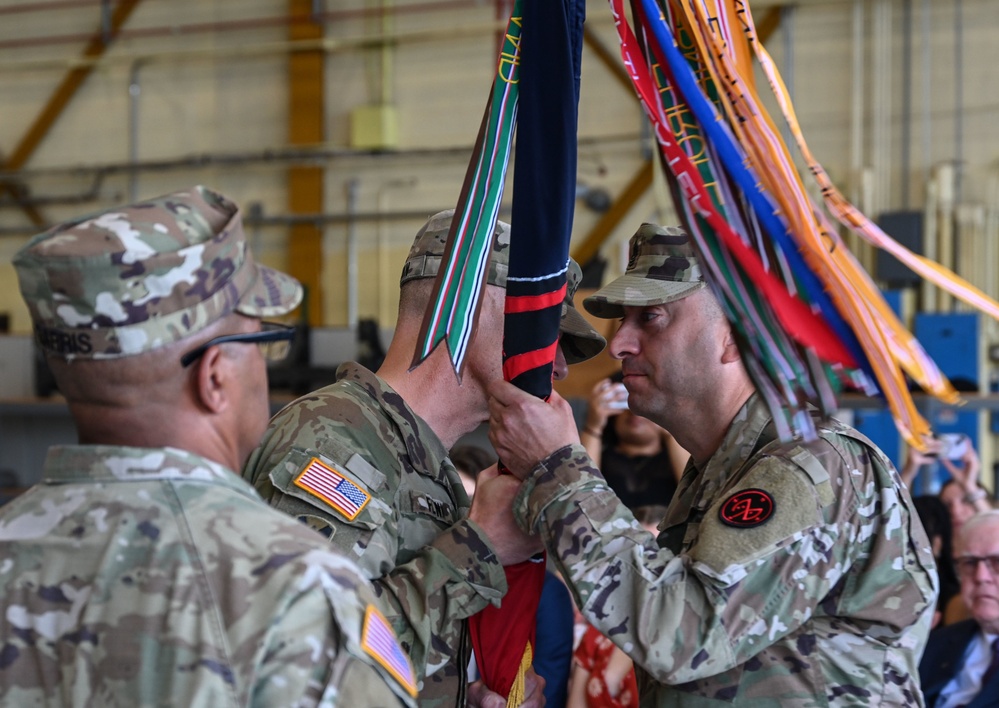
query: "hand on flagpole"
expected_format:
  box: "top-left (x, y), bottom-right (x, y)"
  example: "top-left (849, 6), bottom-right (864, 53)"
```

top-left (469, 464), bottom-right (544, 565)
top-left (467, 667), bottom-right (547, 708)
top-left (487, 381), bottom-right (581, 480)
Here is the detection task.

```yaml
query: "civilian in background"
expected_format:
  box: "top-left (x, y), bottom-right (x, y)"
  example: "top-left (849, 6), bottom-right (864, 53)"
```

top-left (899, 438), bottom-right (992, 537)
top-left (938, 444), bottom-right (992, 536)
top-left (920, 510), bottom-right (999, 708)
top-left (579, 372), bottom-right (687, 509)
top-left (903, 439), bottom-right (993, 626)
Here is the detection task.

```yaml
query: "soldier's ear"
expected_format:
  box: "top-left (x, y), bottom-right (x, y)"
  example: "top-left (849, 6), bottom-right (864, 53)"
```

top-left (719, 326), bottom-right (741, 364)
top-left (192, 344), bottom-right (230, 414)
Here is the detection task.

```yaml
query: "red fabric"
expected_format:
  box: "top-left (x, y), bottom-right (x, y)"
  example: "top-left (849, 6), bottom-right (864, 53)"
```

top-left (502, 341), bottom-right (560, 382)
top-left (610, 0), bottom-right (856, 370)
top-left (573, 625), bottom-right (639, 708)
top-left (470, 558), bottom-right (548, 696)
top-left (470, 0), bottom-right (584, 697)
top-left (504, 284), bottom-right (568, 313)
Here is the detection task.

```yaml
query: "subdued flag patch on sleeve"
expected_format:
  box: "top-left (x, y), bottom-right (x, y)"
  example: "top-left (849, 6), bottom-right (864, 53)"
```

top-left (361, 604), bottom-right (418, 698)
top-left (293, 457), bottom-right (371, 521)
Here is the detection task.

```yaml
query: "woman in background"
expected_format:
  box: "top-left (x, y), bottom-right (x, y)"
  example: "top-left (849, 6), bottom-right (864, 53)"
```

top-left (579, 372), bottom-right (688, 507)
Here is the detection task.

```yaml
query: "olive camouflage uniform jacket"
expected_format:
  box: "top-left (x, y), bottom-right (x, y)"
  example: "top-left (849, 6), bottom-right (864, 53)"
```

top-left (513, 393), bottom-right (937, 706)
top-left (0, 444), bottom-right (416, 708)
top-left (243, 362), bottom-right (507, 707)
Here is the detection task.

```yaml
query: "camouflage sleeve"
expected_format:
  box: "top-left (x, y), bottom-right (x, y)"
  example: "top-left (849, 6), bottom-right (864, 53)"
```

top-left (246, 441), bottom-right (507, 681)
top-left (514, 441), bottom-right (906, 685)
top-left (365, 517), bottom-right (508, 676)
top-left (248, 549), bottom-right (418, 707)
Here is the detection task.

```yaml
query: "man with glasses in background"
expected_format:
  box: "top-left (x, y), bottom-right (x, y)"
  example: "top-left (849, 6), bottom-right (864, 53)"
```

top-left (921, 510), bottom-right (999, 707)
top-left (0, 186), bottom-right (417, 707)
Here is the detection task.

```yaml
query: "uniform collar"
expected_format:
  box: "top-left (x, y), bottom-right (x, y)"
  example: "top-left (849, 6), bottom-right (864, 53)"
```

top-left (685, 392), bottom-right (772, 509)
top-left (335, 362), bottom-right (451, 482)
top-left (42, 444), bottom-right (258, 499)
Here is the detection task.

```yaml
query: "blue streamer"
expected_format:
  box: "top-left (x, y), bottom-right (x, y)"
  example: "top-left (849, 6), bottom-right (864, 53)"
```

top-left (639, 0), bottom-right (873, 381)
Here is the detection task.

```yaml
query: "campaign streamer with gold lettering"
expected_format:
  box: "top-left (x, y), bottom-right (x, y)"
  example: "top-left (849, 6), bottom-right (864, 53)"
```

top-left (415, 0), bottom-right (585, 703)
top-left (610, 0), bottom-right (864, 440)
top-left (468, 0), bottom-right (586, 703)
top-left (412, 5), bottom-right (522, 376)
top-left (606, 0), bottom-right (999, 447)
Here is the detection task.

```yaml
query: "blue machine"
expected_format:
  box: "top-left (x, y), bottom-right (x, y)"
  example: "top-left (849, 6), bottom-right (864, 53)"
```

top-left (912, 312), bottom-right (981, 493)
top-left (848, 300), bottom-right (982, 495)
top-left (851, 290), bottom-right (903, 470)
top-left (852, 406), bottom-right (901, 470)
top-left (915, 312), bottom-right (981, 391)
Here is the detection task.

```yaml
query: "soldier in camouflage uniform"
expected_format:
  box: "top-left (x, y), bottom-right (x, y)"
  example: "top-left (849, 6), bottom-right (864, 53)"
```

top-left (243, 209), bottom-right (604, 706)
top-left (487, 223), bottom-right (939, 706)
top-left (557, 257), bottom-right (607, 372)
top-left (0, 186), bottom-right (416, 707)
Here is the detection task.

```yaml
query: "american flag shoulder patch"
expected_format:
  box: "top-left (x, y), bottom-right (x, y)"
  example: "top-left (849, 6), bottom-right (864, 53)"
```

top-left (293, 457), bottom-right (371, 521)
top-left (361, 604), bottom-right (417, 697)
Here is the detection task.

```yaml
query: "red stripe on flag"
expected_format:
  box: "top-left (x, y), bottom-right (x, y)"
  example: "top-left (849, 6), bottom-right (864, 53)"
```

top-left (504, 284), bottom-right (567, 314)
top-left (502, 340), bottom-right (559, 382)
top-left (295, 459), bottom-right (369, 520)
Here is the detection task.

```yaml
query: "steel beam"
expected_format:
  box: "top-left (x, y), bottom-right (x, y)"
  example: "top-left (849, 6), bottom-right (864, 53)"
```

top-left (1, 0), bottom-right (143, 226)
top-left (287, 0), bottom-right (325, 326)
top-left (572, 5), bottom-right (784, 268)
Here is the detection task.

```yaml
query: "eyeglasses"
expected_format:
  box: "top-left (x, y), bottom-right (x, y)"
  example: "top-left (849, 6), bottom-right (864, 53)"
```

top-left (954, 555), bottom-right (999, 579)
top-left (180, 322), bottom-right (295, 367)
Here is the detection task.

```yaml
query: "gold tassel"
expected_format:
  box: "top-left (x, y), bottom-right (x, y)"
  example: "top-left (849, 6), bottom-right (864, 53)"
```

top-left (505, 643), bottom-right (534, 708)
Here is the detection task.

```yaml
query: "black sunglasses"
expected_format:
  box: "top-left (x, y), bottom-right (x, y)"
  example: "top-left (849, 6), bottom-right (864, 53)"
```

top-left (180, 322), bottom-right (296, 368)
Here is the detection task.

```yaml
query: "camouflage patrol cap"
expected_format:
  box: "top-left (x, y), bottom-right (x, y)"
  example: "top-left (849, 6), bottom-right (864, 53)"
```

top-left (560, 258), bottom-right (606, 365)
top-left (399, 209), bottom-right (510, 288)
top-left (583, 223), bottom-right (705, 319)
top-left (13, 185), bottom-right (303, 360)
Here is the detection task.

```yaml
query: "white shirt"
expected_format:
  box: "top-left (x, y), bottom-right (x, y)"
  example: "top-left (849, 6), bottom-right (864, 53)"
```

top-left (938, 631), bottom-right (999, 708)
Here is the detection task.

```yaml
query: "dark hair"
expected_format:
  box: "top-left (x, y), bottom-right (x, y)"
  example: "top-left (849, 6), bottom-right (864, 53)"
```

top-left (913, 494), bottom-right (959, 611)
top-left (449, 444), bottom-right (496, 479)
top-left (940, 477), bottom-right (987, 497)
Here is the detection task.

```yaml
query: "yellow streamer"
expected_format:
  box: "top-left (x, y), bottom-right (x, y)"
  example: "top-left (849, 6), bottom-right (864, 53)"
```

top-left (663, 0), bottom-right (996, 449)
top-left (505, 642), bottom-right (533, 708)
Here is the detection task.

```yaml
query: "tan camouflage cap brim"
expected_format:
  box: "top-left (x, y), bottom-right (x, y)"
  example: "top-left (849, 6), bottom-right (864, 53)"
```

top-left (560, 258), bottom-right (606, 365)
top-left (237, 263), bottom-right (304, 320)
top-left (583, 223), bottom-right (705, 319)
top-left (400, 209), bottom-right (510, 288)
top-left (14, 185), bottom-right (303, 360)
